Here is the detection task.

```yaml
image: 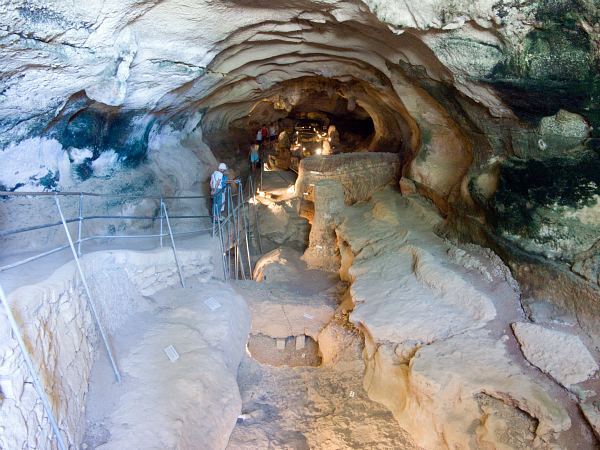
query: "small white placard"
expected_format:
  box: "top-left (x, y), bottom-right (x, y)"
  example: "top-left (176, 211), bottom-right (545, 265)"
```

top-left (204, 297), bottom-right (221, 311)
top-left (303, 313), bottom-right (314, 320)
top-left (164, 345), bottom-right (180, 363)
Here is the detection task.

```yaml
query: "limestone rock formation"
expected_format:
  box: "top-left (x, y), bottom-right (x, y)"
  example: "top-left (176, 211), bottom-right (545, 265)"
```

top-left (334, 187), bottom-right (571, 449)
top-left (2, 0), bottom-right (600, 447)
top-left (302, 180), bottom-right (345, 272)
top-left (581, 402), bottom-right (600, 440)
top-left (244, 248), bottom-right (338, 340)
top-left (573, 240), bottom-right (600, 287)
top-left (89, 282), bottom-right (251, 450)
top-left (512, 322), bottom-right (599, 388)
top-left (296, 152), bottom-right (400, 206)
top-left (0, 237), bottom-right (220, 450)
top-left (1, 0), bottom-right (599, 317)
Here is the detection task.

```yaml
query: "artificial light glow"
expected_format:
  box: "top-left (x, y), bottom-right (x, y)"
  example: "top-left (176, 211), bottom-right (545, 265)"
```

top-left (315, 148), bottom-right (322, 155)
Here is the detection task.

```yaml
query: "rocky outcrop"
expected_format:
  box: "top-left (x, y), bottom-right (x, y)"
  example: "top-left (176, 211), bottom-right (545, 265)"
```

top-left (334, 188), bottom-right (575, 449)
top-left (512, 322), bottom-right (599, 388)
top-left (573, 240), bottom-right (600, 287)
top-left (89, 281), bottom-right (250, 450)
top-left (0, 238), bottom-right (217, 450)
top-left (302, 180), bottom-right (345, 272)
top-left (2, 1), bottom-right (599, 319)
top-left (296, 152), bottom-right (400, 206)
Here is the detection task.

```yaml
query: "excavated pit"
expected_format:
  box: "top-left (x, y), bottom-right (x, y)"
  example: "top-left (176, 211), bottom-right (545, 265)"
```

top-left (247, 334), bottom-right (322, 367)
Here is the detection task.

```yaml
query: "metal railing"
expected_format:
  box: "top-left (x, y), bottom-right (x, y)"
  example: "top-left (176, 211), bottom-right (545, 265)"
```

top-left (0, 180), bottom-right (262, 450)
top-left (212, 175), bottom-right (262, 281)
top-left (0, 190), bottom-right (214, 272)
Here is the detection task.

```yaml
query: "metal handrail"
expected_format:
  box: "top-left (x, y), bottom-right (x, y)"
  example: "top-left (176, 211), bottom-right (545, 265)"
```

top-left (55, 196), bottom-right (122, 383)
top-left (0, 185), bottom-right (262, 449)
top-left (0, 189), bottom-right (213, 272)
top-left (1, 215), bottom-right (211, 238)
top-left (0, 190), bottom-right (210, 199)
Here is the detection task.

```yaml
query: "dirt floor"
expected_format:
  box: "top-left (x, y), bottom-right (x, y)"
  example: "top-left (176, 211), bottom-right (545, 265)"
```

top-left (228, 338), bottom-right (421, 450)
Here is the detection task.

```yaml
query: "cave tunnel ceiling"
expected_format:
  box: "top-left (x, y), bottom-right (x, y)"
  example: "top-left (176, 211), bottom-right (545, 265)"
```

top-left (1, 0), bottom-right (599, 264)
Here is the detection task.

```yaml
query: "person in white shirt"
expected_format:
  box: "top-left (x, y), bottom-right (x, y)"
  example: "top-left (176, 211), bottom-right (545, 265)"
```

top-left (269, 123), bottom-right (278, 148)
top-left (210, 162), bottom-right (227, 219)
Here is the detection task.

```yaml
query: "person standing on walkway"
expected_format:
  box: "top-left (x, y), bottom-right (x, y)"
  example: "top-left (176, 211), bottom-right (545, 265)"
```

top-left (269, 122), bottom-right (278, 150)
top-left (249, 143), bottom-right (260, 175)
top-left (256, 128), bottom-right (263, 147)
top-left (210, 162), bottom-right (228, 219)
top-left (260, 124), bottom-right (268, 149)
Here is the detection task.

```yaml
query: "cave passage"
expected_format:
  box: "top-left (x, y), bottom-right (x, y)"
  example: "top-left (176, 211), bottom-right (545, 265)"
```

top-left (1, 1), bottom-right (600, 450)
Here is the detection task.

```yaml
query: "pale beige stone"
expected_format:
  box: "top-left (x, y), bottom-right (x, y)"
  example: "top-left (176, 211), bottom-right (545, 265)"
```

top-left (399, 177), bottom-right (417, 195)
top-left (512, 322), bottom-right (599, 387)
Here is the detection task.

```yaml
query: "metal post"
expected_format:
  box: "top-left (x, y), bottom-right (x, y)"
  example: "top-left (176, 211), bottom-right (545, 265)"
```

top-left (218, 214), bottom-right (227, 281)
top-left (240, 182), bottom-right (253, 278)
top-left (161, 201), bottom-right (185, 288)
top-left (54, 196), bottom-right (121, 383)
top-left (77, 193), bottom-right (83, 256)
top-left (0, 283), bottom-right (68, 450)
top-left (236, 180), bottom-right (247, 280)
top-left (249, 175), bottom-right (263, 253)
top-left (260, 158), bottom-right (264, 191)
top-left (227, 186), bottom-right (235, 279)
top-left (159, 197), bottom-right (164, 248)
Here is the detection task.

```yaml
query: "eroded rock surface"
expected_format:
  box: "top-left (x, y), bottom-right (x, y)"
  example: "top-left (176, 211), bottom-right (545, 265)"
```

top-left (335, 187), bottom-right (576, 449)
top-left (338, 190), bottom-right (496, 344)
top-left (85, 281), bottom-right (250, 450)
top-left (512, 322), bottom-right (599, 388)
top-left (0, 238), bottom-right (217, 450)
top-left (240, 248), bottom-right (339, 340)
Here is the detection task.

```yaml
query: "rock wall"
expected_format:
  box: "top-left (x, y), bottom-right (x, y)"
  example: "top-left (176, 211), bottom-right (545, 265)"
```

top-left (0, 116), bottom-right (218, 255)
top-left (296, 152), bottom-right (400, 206)
top-left (1, 0), bottom-right (599, 373)
top-left (334, 188), bottom-right (577, 449)
top-left (0, 241), bottom-right (217, 449)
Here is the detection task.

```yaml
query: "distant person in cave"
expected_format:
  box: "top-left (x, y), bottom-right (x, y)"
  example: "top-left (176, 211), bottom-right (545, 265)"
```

top-left (249, 143), bottom-right (260, 175)
top-left (269, 122), bottom-right (278, 149)
top-left (210, 162), bottom-right (228, 220)
top-left (260, 124), bottom-right (268, 149)
top-left (255, 128), bottom-right (263, 147)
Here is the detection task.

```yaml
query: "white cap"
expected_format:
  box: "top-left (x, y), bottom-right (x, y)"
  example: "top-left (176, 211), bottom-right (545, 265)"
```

top-left (218, 163), bottom-right (227, 171)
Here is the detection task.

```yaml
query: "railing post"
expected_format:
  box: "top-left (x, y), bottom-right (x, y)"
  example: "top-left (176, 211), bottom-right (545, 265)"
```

top-left (0, 283), bottom-right (68, 450)
top-left (161, 201), bottom-right (185, 288)
top-left (77, 193), bottom-right (83, 256)
top-left (248, 175), bottom-right (263, 254)
top-left (159, 197), bottom-right (164, 248)
top-left (240, 180), bottom-right (253, 278)
top-left (54, 196), bottom-right (122, 383)
top-left (218, 213), bottom-right (227, 281)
